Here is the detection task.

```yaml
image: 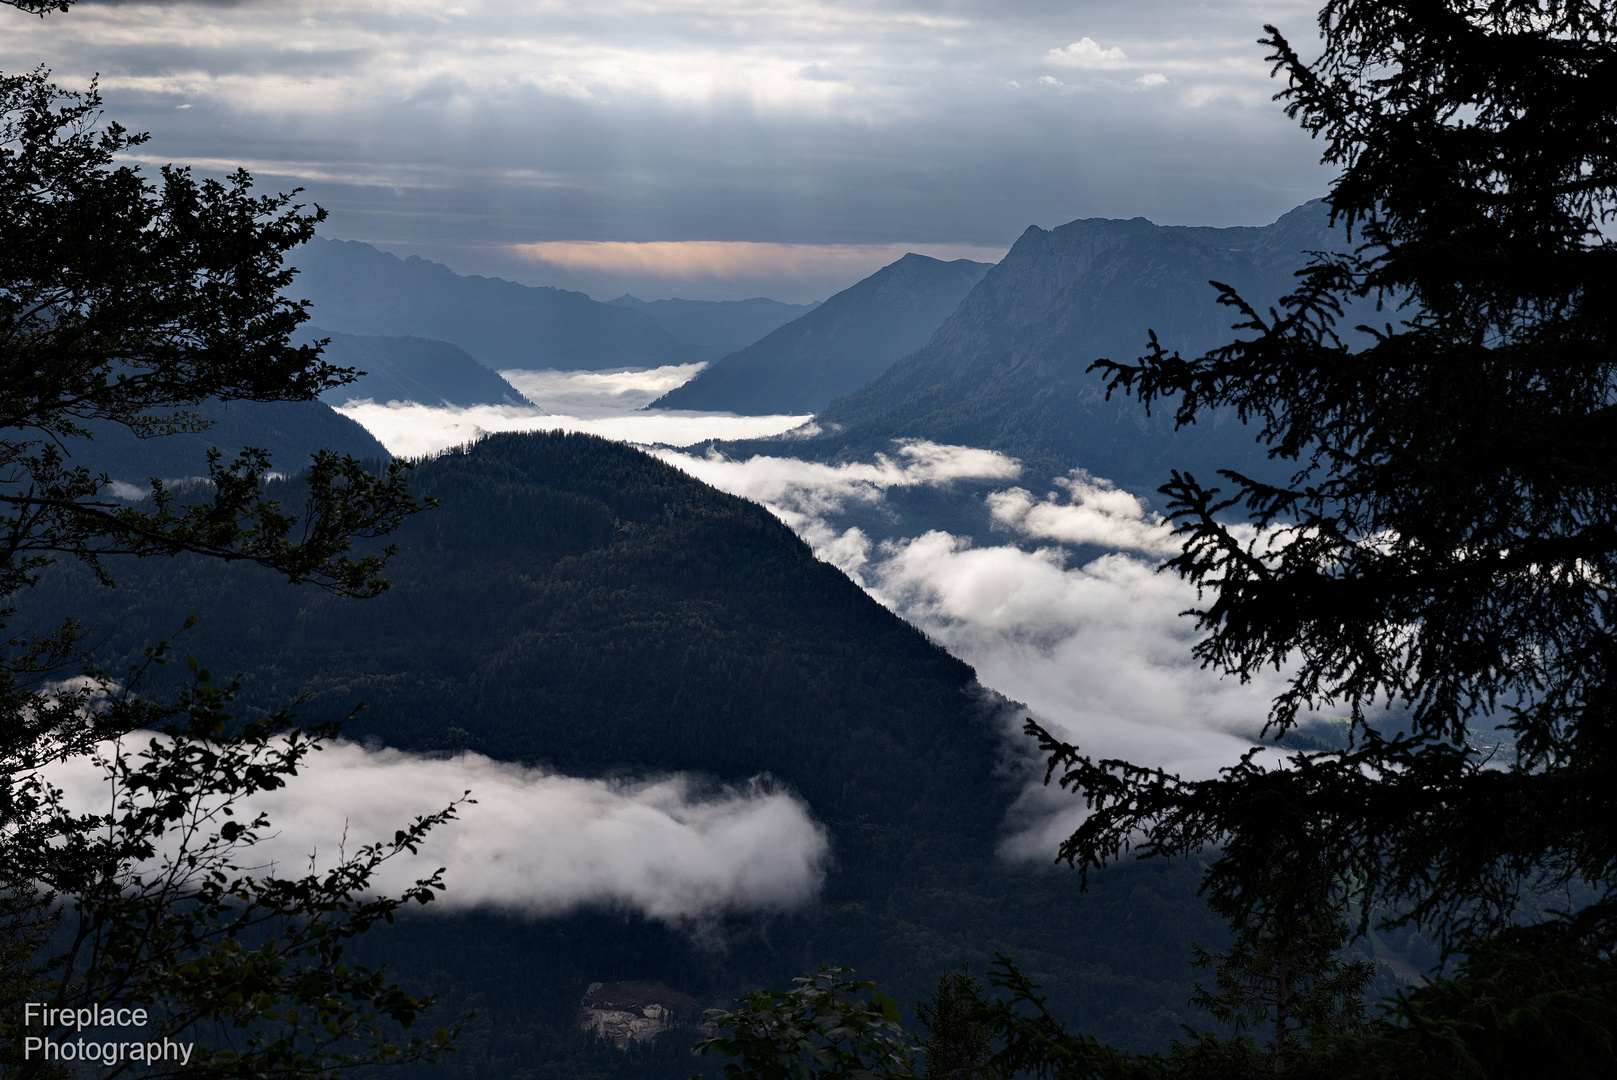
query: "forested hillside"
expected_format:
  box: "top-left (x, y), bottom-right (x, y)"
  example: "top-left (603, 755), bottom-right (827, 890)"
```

top-left (22, 431), bottom-right (1224, 1074)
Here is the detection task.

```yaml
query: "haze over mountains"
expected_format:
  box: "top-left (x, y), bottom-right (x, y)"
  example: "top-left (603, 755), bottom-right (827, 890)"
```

top-left (289, 200), bottom-right (1370, 503)
top-left (652, 254), bottom-right (991, 415)
top-left (605, 294), bottom-right (817, 355)
top-left (63, 400), bottom-right (388, 486)
top-left (291, 237), bottom-right (700, 370)
top-left (721, 200), bottom-right (1368, 491)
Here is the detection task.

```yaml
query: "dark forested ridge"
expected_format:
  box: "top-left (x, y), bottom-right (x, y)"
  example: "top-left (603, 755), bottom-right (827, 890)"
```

top-left (23, 430), bottom-right (1224, 1072)
top-left (51, 431), bottom-right (992, 824)
top-left (653, 254), bottom-right (992, 415)
top-left (60, 398), bottom-right (389, 485)
top-left (289, 237), bottom-right (700, 370)
top-left (305, 327), bottom-right (533, 407)
top-left (720, 202), bottom-right (1372, 491)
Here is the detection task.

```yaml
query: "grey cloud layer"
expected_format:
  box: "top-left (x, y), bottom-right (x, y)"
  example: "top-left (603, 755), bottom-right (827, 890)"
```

top-left (5, 1), bottom-right (1330, 299)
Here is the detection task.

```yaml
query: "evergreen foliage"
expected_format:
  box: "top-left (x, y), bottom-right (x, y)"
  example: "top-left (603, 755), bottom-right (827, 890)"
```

top-left (1072, 0), bottom-right (1617, 957)
top-left (696, 968), bottom-right (918, 1080)
top-left (2, 32), bottom-right (445, 1076)
top-left (1037, 0), bottom-right (1617, 1072)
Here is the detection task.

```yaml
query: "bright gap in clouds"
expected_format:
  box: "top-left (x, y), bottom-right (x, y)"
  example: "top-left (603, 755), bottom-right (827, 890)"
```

top-left (505, 240), bottom-right (1011, 293)
top-left (45, 741), bottom-right (830, 924)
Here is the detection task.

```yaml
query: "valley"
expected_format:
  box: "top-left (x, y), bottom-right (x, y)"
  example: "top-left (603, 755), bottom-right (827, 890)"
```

top-left (7, 4), bottom-right (1604, 1076)
top-left (26, 199), bottom-right (1415, 1075)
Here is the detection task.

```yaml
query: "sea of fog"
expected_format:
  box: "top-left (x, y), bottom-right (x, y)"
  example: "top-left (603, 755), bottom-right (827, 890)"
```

top-left (140, 364), bottom-right (1282, 920)
top-left (333, 363), bottom-right (813, 458)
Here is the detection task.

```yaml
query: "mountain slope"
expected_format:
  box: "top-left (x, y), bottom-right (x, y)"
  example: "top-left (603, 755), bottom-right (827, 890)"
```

top-left (47, 431), bottom-right (997, 829)
top-left (728, 201), bottom-right (1372, 492)
top-left (289, 237), bottom-right (696, 370)
top-left (24, 430), bottom-right (1223, 1068)
top-left (653, 254), bottom-right (992, 415)
top-left (308, 328), bottom-right (532, 407)
top-left (606, 295), bottom-right (817, 352)
top-left (63, 399), bottom-right (388, 484)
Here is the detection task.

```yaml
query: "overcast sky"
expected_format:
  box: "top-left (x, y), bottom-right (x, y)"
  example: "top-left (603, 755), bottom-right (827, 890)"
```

top-left (5, 1), bottom-right (1333, 300)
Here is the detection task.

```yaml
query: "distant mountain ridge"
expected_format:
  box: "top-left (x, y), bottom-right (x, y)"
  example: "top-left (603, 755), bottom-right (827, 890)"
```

top-left (652, 254), bottom-right (993, 415)
top-left (64, 399), bottom-right (388, 484)
top-left (306, 328), bottom-right (533, 408)
top-left (289, 237), bottom-right (698, 371)
top-left (606, 294), bottom-right (817, 352)
top-left (724, 201), bottom-right (1373, 491)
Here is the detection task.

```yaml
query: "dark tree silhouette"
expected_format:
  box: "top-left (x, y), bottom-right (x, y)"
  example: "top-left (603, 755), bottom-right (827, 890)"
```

top-left (1033, 1), bottom-right (1617, 1073)
top-left (1, 13), bottom-right (450, 1073)
top-left (1053, 0), bottom-right (1617, 957)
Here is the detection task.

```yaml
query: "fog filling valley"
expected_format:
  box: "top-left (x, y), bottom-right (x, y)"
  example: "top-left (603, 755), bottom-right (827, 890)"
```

top-left (310, 366), bottom-right (1294, 904)
top-left (334, 363), bottom-right (811, 457)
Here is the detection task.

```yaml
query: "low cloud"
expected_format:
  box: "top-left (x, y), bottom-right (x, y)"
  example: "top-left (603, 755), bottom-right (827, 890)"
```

top-left (653, 440), bottom-right (1022, 528)
top-left (336, 401), bottom-right (808, 458)
top-left (44, 742), bottom-right (830, 923)
top-left (861, 533), bottom-right (1282, 859)
top-left (661, 445), bottom-right (1289, 863)
top-left (334, 364), bottom-right (811, 457)
top-left (499, 364), bottom-right (710, 418)
top-left (986, 470), bottom-right (1178, 556)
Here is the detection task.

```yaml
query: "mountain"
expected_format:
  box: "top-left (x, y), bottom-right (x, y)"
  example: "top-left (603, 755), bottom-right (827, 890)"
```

top-left (651, 254), bottom-right (993, 415)
top-left (306, 328), bottom-right (533, 407)
top-left (605, 295), bottom-right (818, 352)
top-left (723, 201), bottom-right (1374, 492)
top-left (62, 399), bottom-right (388, 485)
top-left (288, 237), bottom-right (697, 371)
top-left (23, 430), bottom-right (1223, 1074)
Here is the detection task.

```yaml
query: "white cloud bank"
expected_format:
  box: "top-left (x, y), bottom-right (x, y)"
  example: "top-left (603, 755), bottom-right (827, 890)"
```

top-left (986, 471), bottom-right (1178, 556)
top-left (337, 401), bottom-right (810, 458)
top-left (335, 365), bottom-right (811, 457)
top-left (655, 440), bottom-right (1022, 522)
top-left (44, 742), bottom-right (830, 923)
top-left (655, 448), bottom-right (1291, 861)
